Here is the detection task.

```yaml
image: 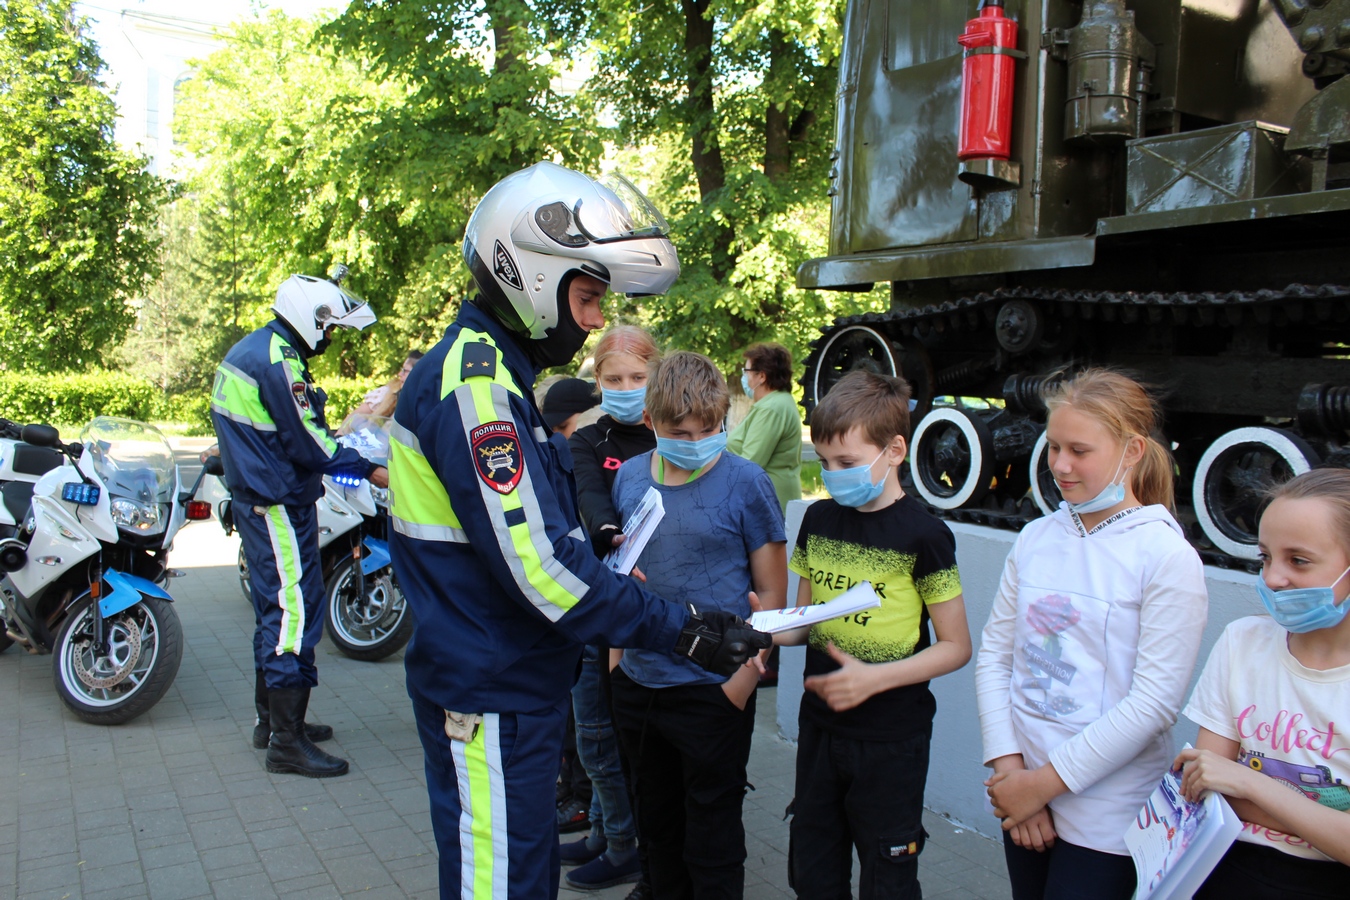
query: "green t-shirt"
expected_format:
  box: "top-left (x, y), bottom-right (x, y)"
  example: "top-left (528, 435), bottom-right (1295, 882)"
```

top-left (727, 389), bottom-right (801, 513)
top-left (788, 494), bottom-right (962, 738)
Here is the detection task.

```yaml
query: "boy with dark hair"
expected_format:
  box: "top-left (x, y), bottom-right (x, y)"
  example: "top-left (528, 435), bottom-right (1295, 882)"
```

top-left (779, 370), bottom-right (972, 899)
top-left (609, 351), bottom-right (788, 900)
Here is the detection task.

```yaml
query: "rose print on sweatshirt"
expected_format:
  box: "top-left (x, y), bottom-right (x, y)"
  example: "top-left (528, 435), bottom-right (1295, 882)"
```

top-left (1022, 593), bottom-right (1083, 717)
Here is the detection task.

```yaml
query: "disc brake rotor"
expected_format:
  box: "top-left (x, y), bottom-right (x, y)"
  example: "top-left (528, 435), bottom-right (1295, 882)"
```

top-left (74, 617), bottom-right (142, 689)
top-left (346, 574), bottom-right (395, 627)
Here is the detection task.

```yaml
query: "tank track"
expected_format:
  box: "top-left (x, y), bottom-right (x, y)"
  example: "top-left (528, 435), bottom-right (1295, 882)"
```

top-left (803, 282), bottom-right (1350, 572)
top-left (822, 282), bottom-right (1350, 340)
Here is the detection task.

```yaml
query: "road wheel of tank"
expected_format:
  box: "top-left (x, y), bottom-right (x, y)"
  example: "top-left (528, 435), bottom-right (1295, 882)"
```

top-left (237, 546), bottom-right (252, 603)
top-left (805, 326), bottom-right (933, 419)
top-left (1028, 429), bottom-right (1063, 516)
top-left (1192, 427), bottom-right (1319, 560)
top-left (910, 407), bottom-right (995, 510)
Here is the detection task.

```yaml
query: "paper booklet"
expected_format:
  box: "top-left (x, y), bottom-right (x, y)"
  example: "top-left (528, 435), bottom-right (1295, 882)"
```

top-left (1123, 745), bottom-right (1242, 900)
top-left (748, 581), bottom-right (882, 634)
top-left (604, 486), bottom-right (664, 576)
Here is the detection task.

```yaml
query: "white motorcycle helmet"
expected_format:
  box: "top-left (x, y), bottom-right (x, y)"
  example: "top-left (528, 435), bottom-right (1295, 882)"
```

top-left (272, 270), bottom-right (377, 354)
top-left (463, 161), bottom-right (680, 367)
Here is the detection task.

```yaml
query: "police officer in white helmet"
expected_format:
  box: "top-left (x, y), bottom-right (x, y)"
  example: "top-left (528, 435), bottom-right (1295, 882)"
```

top-left (387, 162), bottom-right (771, 898)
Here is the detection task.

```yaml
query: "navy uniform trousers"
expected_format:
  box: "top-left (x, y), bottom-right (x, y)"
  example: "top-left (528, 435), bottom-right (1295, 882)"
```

top-left (411, 687), bottom-right (569, 899)
top-left (235, 501), bottom-right (325, 689)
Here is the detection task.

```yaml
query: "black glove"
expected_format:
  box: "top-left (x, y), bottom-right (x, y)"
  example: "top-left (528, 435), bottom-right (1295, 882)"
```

top-left (674, 604), bottom-right (773, 677)
top-left (592, 523), bottom-right (621, 557)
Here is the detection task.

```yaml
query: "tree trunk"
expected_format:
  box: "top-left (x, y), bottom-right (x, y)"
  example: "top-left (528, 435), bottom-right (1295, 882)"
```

top-left (764, 29), bottom-right (791, 182)
top-left (681, 0), bottom-right (735, 281)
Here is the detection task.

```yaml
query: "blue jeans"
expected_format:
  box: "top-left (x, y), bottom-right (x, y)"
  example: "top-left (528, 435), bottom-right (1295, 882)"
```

top-left (572, 645), bottom-right (636, 851)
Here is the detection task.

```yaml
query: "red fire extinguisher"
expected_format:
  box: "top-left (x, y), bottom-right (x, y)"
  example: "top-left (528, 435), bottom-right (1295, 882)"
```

top-left (957, 0), bottom-right (1020, 161)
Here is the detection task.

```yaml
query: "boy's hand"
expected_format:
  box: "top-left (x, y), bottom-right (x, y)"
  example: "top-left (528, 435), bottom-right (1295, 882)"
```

top-left (802, 643), bottom-right (878, 712)
top-left (675, 605), bottom-right (772, 677)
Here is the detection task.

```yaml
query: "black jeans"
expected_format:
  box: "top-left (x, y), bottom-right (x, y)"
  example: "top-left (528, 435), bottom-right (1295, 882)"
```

top-left (1003, 831), bottom-right (1136, 900)
top-left (1195, 840), bottom-right (1348, 900)
top-left (611, 668), bottom-right (757, 900)
top-left (789, 719), bottom-right (930, 900)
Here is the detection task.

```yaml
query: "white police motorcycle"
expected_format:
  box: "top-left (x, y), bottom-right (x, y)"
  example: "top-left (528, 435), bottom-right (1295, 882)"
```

top-left (214, 416), bottom-right (411, 662)
top-left (0, 416), bottom-right (212, 724)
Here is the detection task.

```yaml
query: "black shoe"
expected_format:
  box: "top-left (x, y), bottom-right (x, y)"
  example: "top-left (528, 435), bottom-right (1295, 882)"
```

top-left (252, 671), bottom-right (334, 748)
top-left (623, 879), bottom-right (653, 900)
top-left (264, 688), bottom-right (349, 778)
top-left (556, 796), bottom-right (590, 833)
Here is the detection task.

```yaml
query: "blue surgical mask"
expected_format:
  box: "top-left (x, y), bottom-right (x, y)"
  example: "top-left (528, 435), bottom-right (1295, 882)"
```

top-left (656, 430), bottom-right (727, 471)
top-left (600, 386), bottom-right (646, 425)
top-left (1067, 449), bottom-right (1130, 515)
top-left (741, 371), bottom-right (754, 399)
top-left (1256, 565), bottom-right (1350, 633)
top-left (821, 450), bottom-right (888, 508)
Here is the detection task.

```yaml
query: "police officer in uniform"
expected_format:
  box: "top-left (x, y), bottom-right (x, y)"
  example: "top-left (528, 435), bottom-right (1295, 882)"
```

top-left (388, 162), bottom-right (771, 898)
top-left (211, 270), bottom-right (389, 777)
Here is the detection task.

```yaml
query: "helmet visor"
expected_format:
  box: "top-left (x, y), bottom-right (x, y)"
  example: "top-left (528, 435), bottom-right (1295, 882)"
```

top-left (574, 172), bottom-right (671, 245)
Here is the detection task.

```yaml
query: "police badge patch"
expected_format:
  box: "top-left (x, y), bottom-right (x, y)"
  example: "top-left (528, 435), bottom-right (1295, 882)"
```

top-left (292, 382), bottom-right (311, 411)
top-left (471, 421), bottom-right (523, 494)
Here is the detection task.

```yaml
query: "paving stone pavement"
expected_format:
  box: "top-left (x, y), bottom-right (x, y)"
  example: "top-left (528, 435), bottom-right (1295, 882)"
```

top-left (0, 517), bottom-right (1011, 899)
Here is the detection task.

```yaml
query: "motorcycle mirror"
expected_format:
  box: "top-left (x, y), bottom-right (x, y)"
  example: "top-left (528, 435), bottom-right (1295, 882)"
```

top-left (202, 455), bottom-right (225, 476)
top-left (20, 424), bottom-right (60, 448)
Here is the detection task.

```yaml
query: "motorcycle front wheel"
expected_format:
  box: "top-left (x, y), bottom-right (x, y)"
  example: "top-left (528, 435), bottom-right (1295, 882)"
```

top-left (53, 595), bottom-right (184, 725)
top-left (324, 557), bottom-right (413, 662)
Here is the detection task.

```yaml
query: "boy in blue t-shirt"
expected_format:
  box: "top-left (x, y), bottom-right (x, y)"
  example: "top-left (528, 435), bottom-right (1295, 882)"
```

top-left (777, 371), bottom-right (971, 900)
top-left (609, 351), bottom-right (787, 900)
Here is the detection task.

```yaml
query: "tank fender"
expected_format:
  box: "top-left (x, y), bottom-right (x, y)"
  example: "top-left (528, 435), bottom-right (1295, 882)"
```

top-left (101, 568), bottom-right (173, 617)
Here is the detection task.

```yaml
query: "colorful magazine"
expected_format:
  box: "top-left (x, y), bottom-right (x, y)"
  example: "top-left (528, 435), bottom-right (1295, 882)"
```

top-left (1124, 746), bottom-right (1241, 900)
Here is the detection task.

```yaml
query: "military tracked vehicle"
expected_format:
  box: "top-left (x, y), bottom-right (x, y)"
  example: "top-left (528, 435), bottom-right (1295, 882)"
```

top-left (798, 0), bottom-right (1350, 565)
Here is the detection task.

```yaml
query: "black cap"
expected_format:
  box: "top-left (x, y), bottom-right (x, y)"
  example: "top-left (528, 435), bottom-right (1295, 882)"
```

top-left (542, 378), bottom-right (600, 429)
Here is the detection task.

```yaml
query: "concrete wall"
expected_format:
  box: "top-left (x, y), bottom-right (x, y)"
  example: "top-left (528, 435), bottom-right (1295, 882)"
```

top-left (774, 500), bottom-right (1259, 838)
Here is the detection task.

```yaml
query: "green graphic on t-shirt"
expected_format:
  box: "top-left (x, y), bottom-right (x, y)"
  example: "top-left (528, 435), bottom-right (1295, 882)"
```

top-left (792, 533), bottom-right (960, 664)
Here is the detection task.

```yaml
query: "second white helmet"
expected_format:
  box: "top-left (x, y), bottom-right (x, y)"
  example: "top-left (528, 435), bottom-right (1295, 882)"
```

top-left (463, 162), bottom-right (680, 347)
top-left (272, 273), bottom-right (376, 352)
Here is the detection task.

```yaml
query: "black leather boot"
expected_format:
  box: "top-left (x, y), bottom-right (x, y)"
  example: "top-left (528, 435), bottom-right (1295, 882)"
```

top-left (265, 688), bottom-right (349, 777)
top-left (253, 670), bottom-right (333, 749)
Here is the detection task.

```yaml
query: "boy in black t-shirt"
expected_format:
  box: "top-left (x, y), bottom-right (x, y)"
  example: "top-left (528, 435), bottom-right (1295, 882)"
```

top-left (776, 371), bottom-right (971, 899)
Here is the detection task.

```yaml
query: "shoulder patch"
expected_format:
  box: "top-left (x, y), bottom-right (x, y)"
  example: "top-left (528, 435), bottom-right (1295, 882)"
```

top-left (461, 340), bottom-right (498, 381)
top-left (471, 421), bottom-right (523, 494)
top-left (493, 240), bottom-right (524, 291)
top-left (292, 382), bottom-right (311, 411)
top-left (280, 345), bottom-right (300, 360)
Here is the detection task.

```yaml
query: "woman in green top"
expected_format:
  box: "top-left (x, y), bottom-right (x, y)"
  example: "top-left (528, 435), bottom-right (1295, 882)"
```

top-left (728, 341), bottom-right (802, 514)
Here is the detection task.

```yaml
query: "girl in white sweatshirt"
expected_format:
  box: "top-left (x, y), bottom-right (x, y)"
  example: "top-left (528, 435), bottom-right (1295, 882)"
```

top-left (1176, 468), bottom-right (1350, 899)
top-left (975, 369), bottom-right (1208, 900)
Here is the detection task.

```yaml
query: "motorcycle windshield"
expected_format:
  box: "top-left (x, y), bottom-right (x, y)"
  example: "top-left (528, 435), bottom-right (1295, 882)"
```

top-left (80, 417), bottom-right (176, 504)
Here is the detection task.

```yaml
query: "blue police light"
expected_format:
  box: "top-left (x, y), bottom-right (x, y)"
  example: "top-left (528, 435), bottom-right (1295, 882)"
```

top-left (62, 483), bottom-right (101, 505)
top-left (331, 472), bottom-right (364, 488)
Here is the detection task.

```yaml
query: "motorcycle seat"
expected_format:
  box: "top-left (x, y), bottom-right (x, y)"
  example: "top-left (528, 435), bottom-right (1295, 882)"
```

top-left (2, 480), bottom-right (35, 526)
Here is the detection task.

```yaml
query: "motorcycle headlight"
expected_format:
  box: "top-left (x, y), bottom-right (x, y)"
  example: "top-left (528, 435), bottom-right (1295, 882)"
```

top-left (110, 497), bottom-right (163, 533)
top-left (370, 486), bottom-right (389, 505)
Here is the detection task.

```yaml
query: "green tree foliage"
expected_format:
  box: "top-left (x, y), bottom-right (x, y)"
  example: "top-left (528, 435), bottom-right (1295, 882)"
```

top-left (173, 6), bottom-right (600, 384)
top-left (585, 0), bottom-right (886, 378)
top-left (0, 0), bottom-right (166, 371)
top-left (115, 198), bottom-right (201, 392)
